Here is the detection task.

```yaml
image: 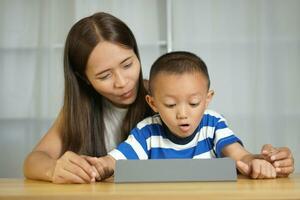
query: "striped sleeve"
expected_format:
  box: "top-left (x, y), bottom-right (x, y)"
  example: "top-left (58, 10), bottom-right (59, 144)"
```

top-left (108, 127), bottom-right (149, 160)
top-left (213, 116), bottom-right (242, 157)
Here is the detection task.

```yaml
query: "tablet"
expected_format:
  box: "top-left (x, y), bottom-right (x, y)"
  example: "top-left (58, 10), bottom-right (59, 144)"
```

top-left (114, 158), bottom-right (237, 183)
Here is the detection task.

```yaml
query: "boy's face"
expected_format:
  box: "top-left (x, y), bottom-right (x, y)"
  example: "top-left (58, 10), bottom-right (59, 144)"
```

top-left (146, 72), bottom-right (214, 138)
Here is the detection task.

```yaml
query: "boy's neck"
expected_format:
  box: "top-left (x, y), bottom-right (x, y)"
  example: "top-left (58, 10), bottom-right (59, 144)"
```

top-left (162, 122), bottom-right (199, 145)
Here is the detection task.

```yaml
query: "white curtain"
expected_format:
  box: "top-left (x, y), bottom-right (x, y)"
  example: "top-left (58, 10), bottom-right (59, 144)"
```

top-left (0, 0), bottom-right (299, 177)
top-left (172, 0), bottom-right (300, 165)
top-left (0, 0), bottom-right (163, 177)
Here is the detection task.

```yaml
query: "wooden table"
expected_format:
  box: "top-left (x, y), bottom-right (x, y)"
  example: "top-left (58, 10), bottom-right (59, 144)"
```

top-left (0, 174), bottom-right (299, 200)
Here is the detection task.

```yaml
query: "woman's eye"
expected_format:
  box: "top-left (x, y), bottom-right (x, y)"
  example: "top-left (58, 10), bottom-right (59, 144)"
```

top-left (98, 73), bottom-right (111, 80)
top-left (123, 63), bottom-right (132, 69)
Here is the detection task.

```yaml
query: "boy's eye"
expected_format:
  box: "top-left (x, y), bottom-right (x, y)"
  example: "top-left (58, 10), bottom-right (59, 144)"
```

top-left (190, 102), bottom-right (200, 107)
top-left (164, 104), bottom-right (176, 108)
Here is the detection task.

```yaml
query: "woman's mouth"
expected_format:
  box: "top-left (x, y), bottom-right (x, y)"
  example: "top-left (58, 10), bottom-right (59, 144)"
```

top-left (120, 89), bottom-right (133, 99)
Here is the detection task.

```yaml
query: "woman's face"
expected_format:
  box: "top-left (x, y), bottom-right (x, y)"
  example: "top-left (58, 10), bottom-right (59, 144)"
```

top-left (85, 41), bottom-right (140, 107)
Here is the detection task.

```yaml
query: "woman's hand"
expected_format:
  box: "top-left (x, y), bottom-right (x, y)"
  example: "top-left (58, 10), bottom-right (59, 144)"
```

top-left (51, 151), bottom-right (97, 184)
top-left (83, 155), bottom-right (115, 181)
top-left (261, 144), bottom-right (294, 177)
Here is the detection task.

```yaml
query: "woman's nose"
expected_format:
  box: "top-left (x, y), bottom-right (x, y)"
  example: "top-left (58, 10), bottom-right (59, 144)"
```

top-left (114, 71), bottom-right (127, 88)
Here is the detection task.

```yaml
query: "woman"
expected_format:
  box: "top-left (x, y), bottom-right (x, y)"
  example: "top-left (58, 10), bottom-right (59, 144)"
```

top-left (23, 12), bottom-right (294, 184)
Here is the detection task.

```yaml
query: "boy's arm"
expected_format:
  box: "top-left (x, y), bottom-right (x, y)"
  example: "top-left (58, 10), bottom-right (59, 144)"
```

top-left (222, 142), bottom-right (276, 179)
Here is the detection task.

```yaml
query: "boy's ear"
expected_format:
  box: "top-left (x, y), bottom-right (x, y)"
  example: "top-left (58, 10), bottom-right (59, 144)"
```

top-left (205, 90), bottom-right (215, 107)
top-left (145, 95), bottom-right (158, 113)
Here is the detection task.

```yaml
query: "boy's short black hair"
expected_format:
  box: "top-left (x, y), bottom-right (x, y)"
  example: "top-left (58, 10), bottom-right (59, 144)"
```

top-left (149, 51), bottom-right (210, 94)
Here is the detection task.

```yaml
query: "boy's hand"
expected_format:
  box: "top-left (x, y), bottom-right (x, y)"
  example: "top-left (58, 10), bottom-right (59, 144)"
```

top-left (236, 159), bottom-right (276, 179)
top-left (261, 144), bottom-right (294, 177)
top-left (82, 155), bottom-right (115, 181)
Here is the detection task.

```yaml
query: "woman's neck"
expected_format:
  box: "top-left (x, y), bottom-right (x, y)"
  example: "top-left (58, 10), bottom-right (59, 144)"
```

top-left (104, 98), bottom-right (129, 110)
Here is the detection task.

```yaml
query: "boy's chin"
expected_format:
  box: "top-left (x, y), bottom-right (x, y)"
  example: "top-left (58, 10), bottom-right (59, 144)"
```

top-left (174, 131), bottom-right (194, 138)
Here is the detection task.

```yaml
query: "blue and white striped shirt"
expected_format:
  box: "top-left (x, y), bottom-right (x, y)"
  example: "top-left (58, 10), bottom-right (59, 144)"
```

top-left (108, 110), bottom-right (242, 160)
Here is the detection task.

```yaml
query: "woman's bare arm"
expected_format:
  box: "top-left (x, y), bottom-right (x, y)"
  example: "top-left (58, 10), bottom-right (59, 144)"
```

top-left (23, 112), bottom-right (96, 183)
top-left (23, 112), bottom-right (64, 181)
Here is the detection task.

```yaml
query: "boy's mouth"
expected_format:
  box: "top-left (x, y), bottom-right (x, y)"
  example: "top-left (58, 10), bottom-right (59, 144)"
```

top-left (179, 124), bottom-right (190, 132)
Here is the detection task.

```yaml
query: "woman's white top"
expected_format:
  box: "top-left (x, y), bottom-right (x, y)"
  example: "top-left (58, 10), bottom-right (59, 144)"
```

top-left (103, 99), bottom-right (128, 152)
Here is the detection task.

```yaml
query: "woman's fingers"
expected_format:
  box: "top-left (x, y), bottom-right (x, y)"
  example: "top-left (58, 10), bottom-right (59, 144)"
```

top-left (52, 161), bottom-right (87, 184)
top-left (261, 145), bottom-right (294, 177)
top-left (51, 151), bottom-right (96, 184)
top-left (261, 144), bottom-right (276, 155)
top-left (84, 157), bottom-right (103, 179)
top-left (270, 148), bottom-right (292, 161)
top-left (68, 152), bottom-right (96, 178)
top-left (84, 156), bottom-right (114, 181)
top-left (90, 157), bottom-right (107, 180)
top-left (261, 144), bottom-right (278, 162)
top-left (91, 165), bottom-right (100, 180)
top-left (261, 145), bottom-right (292, 162)
top-left (273, 157), bottom-right (294, 168)
top-left (268, 148), bottom-right (294, 176)
top-left (53, 169), bottom-right (86, 184)
top-left (62, 160), bottom-right (94, 183)
top-left (276, 166), bottom-right (295, 177)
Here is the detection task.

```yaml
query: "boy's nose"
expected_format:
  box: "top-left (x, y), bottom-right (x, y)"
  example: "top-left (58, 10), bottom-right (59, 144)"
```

top-left (176, 107), bottom-right (188, 119)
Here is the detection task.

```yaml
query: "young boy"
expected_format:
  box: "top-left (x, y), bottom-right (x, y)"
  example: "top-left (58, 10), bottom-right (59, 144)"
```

top-left (89, 51), bottom-right (276, 180)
